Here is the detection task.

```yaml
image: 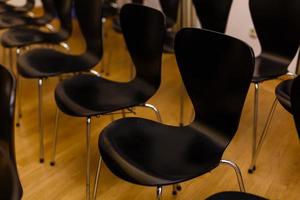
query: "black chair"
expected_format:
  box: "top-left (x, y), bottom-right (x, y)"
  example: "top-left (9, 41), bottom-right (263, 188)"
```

top-left (192, 0), bottom-right (233, 33)
top-left (54, 4), bottom-right (164, 199)
top-left (93, 28), bottom-right (255, 199)
top-left (0, 0), bottom-right (55, 30)
top-left (205, 191), bottom-right (268, 200)
top-left (178, 0), bottom-right (233, 126)
top-left (0, 65), bottom-right (22, 200)
top-left (0, 0), bottom-right (34, 14)
top-left (1, 0), bottom-right (73, 128)
top-left (247, 0), bottom-right (300, 173)
top-left (16, 0), bottom-right (102, 165)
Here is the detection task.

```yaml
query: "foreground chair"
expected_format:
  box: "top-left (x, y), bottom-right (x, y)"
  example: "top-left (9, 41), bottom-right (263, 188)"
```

top-left (248, 0), bottom-right (300, 173)
top-left (206, 191), bottom-right (268, 200)
top-left (0, 65), bottom-right (22, 199)
top-left (93, 28), bottom-right (254, 199)
top-left (54, 4), bottom-right (165, 199)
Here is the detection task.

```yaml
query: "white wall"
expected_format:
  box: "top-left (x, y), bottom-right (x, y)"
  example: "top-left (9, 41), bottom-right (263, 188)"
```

top-left (9, 0), bottom-right (41, 6)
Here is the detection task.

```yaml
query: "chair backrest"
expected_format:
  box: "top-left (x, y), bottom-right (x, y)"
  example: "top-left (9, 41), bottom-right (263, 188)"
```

top-left (23, 0), bottom-right (35, 11)
top-left (0, 65), bottom-right (16, 165)
top-left (53, 0), bottom-right (73, 40)
top-left (192, 0), bottom-right (233, 33)
top-left (0, 145), bottom-right (22, 200)
top-left (175, 28), bottom-right (254, 139)
top-left (38, 0), bottom-right (56, 24)
top-left (74, 0), bottom-right (103, 64)
top-left (249, 0), bottom-right (300, 61)
top-left (120, 4), bottom-right (164, 92)
top-left (291, 76), bottom-right (300, 139)
top-left (159, 0), bottom-right (180, 28)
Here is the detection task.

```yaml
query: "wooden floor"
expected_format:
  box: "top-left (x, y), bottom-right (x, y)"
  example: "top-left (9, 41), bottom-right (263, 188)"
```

top-left (3, 19), bottom-right (299, 199)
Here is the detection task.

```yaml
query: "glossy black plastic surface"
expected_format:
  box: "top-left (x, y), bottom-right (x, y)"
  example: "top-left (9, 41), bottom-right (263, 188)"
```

top-left (17, 0), bottom-right (102, 78)
top-left (98, 28), bottom-right (254, 186)
top-left (192, 0), bottom-right (233, 33)
top-left (0, 0), bottom-right (34, 14)
top-left (55, 4), bottom-right (164, 117)
top-left (250, 0), bottom-right (300, 82)
top-left (0, 145), bottom-right (22, 200)
top-left (159, 0), bottom-right (179, 28)
top-left (206, 191), bottom-right (268, 200)
top-left (291, 76), bottom-right (300, 138)
top-left (0, 65), bottom-right (22, 199)
top-left (275, 79), bottom-right (292, 113)
top-left (1, 0), bottom-right (72, 48)
top-left (0, 0), bottom-right (55, 29)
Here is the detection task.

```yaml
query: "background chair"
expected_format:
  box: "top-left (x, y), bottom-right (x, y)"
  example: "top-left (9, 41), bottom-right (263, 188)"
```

top-left (0, 65), bottom-right (22, 200)
top-left (1, 0), bottom-right (73, 127)
top-left (54, 4), bottom-right (164, 199)
top-left (0, 0), bottom-right (34, 14)
top-left (93, 28), bottom-right (254, 199)
top-left (248, 0), bottom-right (300, 173)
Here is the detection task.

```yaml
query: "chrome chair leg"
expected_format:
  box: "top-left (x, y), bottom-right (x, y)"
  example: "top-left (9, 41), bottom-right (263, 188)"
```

top-left (16, 48), bottom-right (22, 127)
top-left (38, 78), bottom-right (45, 163)
top-left (50, 107), bottom-right (61, 166)
top-left (156, 186), bottom-right (162, 200)
top-left (220, 159), bottom-right (245, 192)
top-left (59, 42), bottom-right (70, 52)
top-left (249, 98), bottom-right (278, 173)
top-left (249, 83), bottom-right (259, 173)
top-left (139, 103), bottom-right (162, 122)
top-left (86, 117), bottom-right (92, 200)
top-left (93, 156), bottom-right (102, 200)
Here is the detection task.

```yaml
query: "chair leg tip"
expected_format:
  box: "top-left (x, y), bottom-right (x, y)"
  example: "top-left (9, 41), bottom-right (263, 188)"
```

top-left (16, 123), bottom-right (20, 127)
top-left (50, 161), bottom-right (56, 166)
top-left (248, 166), bottom-right (256, 174)
top-left (172, 191), bottom-right (177, 195)
top-left (39, 158), bottom-right (44, 163)
top-left (176, 185), bottom-right (182, 191)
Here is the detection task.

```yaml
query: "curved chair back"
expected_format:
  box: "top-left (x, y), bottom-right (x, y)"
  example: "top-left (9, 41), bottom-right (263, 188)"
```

top-left (0, 65), bottom-right (16, 163)
top-left (120, 4), bottom-right (164, 93)
top-left (159, 0), bottom-right (180, 28)
top-left (192, 0), bottom-right (233, 33)
top-left (74, 0), bottom-right (103, 65)
top-left (291, 76), bottom-right (300, 139)
top-left (38, 0), bottom-right (56, 24)
top-left (23, 0), bottom-right (35, 11)
top-left (249, 0), bottom-right (300, 62)
top-left (175, 28), bottom-right (254, 140)
top-left (0, 145), bottom-right (22, 200)
top-left (53, 0), bottom-right (73, 40)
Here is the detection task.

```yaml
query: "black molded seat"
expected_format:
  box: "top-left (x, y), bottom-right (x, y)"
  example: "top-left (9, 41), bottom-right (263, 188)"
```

top-left (0, 0), bottom-right (55, 29)
top-left (291, 76), bottom-right (300, 138)
top-left (94, 28), bottom-right (254, 199)
top-left (102, 0), bottom-right (118, 19)
top-left (206, 191), bottom-right (268, 200)
top-left (1, 0), bottom-right (72, 48)
top-left (0, 0), bottom-right (34, 14)
top-left (0, 65), bottom-right (22, 200)
top-left (248, 0), bottom-right (300, 173)
top-left (192, 0), bottom-right (233, 33)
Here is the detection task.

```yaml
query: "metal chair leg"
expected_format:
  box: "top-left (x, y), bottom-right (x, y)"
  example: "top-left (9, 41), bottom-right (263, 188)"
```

top-left (16, 48), bottom-right (22, 127)
top-left (92, 156), bottom-right (102, 200)
top-left (139, 103), bottom-right (162, 122)
top-left (249, 83), bottom-right (259, 173)
top-left (249, 98), bottom-right (278, 173)
top-left (220, 159), bottom-right (245, 192)
top-left (59, 42), bottom-right (70, 52)
top-left (86, 117), bottom-right (92, 200)
top-left (38, 78), bottom-right (45, 163)
top-left (156, 186), bottom-right (162, 200)
top-left (50, 107), bottom-right (61, 166)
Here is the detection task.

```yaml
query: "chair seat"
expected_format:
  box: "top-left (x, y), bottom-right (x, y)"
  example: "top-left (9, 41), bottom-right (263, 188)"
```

top-left (1, 27), bottom-right (65, 47)
top-left (17, 49), bottom-right (99, 78)
top-left (99, 117), bottom-right (225, 186)
top-left (0, 5), bottom-right (28, 14)
top-left (55, 74), bottom-right (155, 117)
top-left (0, 13), bottom-right (27, 28)
top-left (206, 191), bottom-right (268, 200)
top-left (252, 54), bottom-right (289, 83)
top-left (275, 79), bottom-right (293, 113)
